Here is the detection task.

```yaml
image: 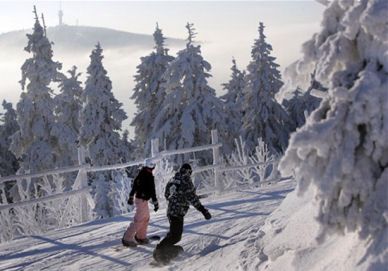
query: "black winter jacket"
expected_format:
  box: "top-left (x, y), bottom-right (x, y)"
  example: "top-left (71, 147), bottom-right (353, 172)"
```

top-left (129, 168), bottom-right (158, 204)
top-left (165, 172), bottom-right (204, 217)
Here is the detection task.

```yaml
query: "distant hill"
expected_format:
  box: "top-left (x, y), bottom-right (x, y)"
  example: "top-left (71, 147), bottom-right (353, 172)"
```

top-left (0, 25), bottom-right (185, 52)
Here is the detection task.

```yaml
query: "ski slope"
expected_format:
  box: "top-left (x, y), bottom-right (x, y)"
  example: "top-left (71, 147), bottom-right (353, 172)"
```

top-left (0, 180), bottom-right (294, 271)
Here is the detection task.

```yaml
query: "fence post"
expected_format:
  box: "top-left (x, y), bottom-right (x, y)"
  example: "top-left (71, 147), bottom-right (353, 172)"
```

top-left (77, 146), bottom-right (89, 222)
top-left (211, 130), bottom-right (222, 193)
top-left (151, 138), bottom-right (160, 158)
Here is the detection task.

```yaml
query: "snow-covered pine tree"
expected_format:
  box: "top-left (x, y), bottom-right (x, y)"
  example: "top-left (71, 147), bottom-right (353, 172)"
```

top-left (221, 58), bottom-right (246, 154)
top-left (280, 0), bottom-right (388, 240)
top-left (0, 100), bottom-right (19, 177)
top-left (283, 87), bottom-right (321, 129)
top-left (10, 7), bottom-right (62, 173)
top-left (131, 24), bottom-right (174, 158)
top-left (122, 129), bottom-right (134, 162)
top-left (52, 66), bottom-right (83, 169)
top-left (282, 70), bottom-right (326, 129)
top-left (121, 129), bottom-right (139, 180)
top-left (241, 22), bottom-right (292, 154)
top-left (79, 43), bottom-right (129, 218)
top-left (152, 23), bottom-right (227, 163)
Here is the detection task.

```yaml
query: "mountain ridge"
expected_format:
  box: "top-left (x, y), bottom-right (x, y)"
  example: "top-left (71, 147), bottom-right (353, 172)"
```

top-left (0, 24), bottom-right (185, 52)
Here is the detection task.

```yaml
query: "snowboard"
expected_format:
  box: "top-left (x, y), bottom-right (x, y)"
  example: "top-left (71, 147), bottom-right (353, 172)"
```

top-left (151, 245), bottom-right (184, 266)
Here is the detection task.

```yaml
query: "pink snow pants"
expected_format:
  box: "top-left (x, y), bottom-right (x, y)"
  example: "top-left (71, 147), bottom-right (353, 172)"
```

top-left (123, 198), bottom-right (150, 241)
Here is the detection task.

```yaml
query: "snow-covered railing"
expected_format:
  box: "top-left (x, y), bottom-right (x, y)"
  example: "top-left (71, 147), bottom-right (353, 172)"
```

top-left (0, 148), bottom-right (96, 243)
top-left (0, 130), bottom-right (279, 242)
top-left (0, 130), bottom-right (279, 213)
top-left (0, 165), bottom-right (86, 184)
top-left (86, 159), bottom-right (145, 173)
top-left (0, 187), bottom-right (90, 212)
top-left (0, 139), bottom-right (222, 212)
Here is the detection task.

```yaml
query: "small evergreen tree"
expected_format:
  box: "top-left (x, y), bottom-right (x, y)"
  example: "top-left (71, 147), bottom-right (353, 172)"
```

top-left (122, 129), bottom-right (134, 161)
top-left (241, 22), bottom-right (292, 154)
top-left (10, 7), bottom-right (62, 173)
top-left (152, 23), bottom-right (227, 163)
top-left (0, 100), bottom-right (19, 176)
top-left (283, 87), bottom-right (321, 129)
top-left (131, 24), bottom-right (174, 158)
top-left (79, 43), bottom-right (128, 218)
top-left (221, 58), bottom-right (246, 153)
top-left (283, 71), bottom-right (326, 129)
top-left (52, 66), bottom-right (83, 168)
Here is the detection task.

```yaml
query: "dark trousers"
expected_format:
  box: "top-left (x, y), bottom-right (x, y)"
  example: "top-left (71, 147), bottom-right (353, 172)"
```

top-left (158, 215), bottom-right (184, 247)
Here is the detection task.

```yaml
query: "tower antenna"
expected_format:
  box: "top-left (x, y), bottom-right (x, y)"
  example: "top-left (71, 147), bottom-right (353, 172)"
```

top-left (58, 1), bottom-right (64, 26)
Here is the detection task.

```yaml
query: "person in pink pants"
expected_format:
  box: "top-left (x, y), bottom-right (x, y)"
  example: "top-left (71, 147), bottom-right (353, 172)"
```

top-left (122, 159), bottom-right (159, 247)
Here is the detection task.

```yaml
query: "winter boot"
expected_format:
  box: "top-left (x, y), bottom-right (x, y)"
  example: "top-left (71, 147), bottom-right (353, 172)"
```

top-left (122, 238), bottom-right (137, 247)
top-left (135, 235), bottom-right (149, 245)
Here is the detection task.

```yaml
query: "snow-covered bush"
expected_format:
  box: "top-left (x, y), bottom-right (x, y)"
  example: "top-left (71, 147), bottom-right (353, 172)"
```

top-left (108, 170), bottom-right (132, 216)
top-left (225, 137), bottom-right (276, 189)
top-left (228, 137), bottom-right (253, 185)
top-left (251, 138), bottom-right (273, 183)
top-left (194, 169), bottom-right (215, 192)
top-left (0, 171), bottom-right (93, 243)
top-left (280, 0), bottom-right (388, 240)
top-left (153, 159), bottom-right (175, 207)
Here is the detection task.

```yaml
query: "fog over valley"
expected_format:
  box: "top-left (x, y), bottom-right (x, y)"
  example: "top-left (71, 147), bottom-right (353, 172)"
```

top-left (0, 1), bottom-right (324, 137)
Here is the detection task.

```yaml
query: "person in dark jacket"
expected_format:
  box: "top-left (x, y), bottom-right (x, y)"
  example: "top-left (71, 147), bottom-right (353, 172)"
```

top-left (122, 159), bottom-right (159, 247)
top-left (153, 163), bottom-right (211, 262)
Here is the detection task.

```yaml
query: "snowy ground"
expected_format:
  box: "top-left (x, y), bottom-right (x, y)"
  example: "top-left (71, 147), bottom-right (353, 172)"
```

top-left (0, 179), bottom-right (294, 271)
top-left (242, 187), bottom-right (388, 271)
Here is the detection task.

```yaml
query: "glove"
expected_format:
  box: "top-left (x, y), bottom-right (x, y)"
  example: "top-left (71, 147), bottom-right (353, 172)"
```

top-left (153, 201), bottom-right (159, 212)
top-left (199, 206), bottom-right (211, 220)
top-left (127, 196), bottom-right (134, 205)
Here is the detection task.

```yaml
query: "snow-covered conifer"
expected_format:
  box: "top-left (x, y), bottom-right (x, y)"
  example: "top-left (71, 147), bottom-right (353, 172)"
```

top-left (241, 22), bottom-right (292, 154)
top-left (131, 24), bottom-right (174, 158)
top-left (52, 66), bottom-right (83, 168)
top-left (0, 100), bottom-right (19, 176)
top-left (152, 23), bottom-right (227, 162)
top-left (221, 58), bottom-right (246, 153)
top-left (79, 43), bottom-right (128, 218)
top-left (10, 7), bottom-right (62, 173)
top-left (280, 0), bottom-right (388, 240)
top-left (122, 129), bottom-right (134, 161)
top-left (283, 88), bottom-right (321, 129)
top-left (283, 70), bottom-right (325, 129)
